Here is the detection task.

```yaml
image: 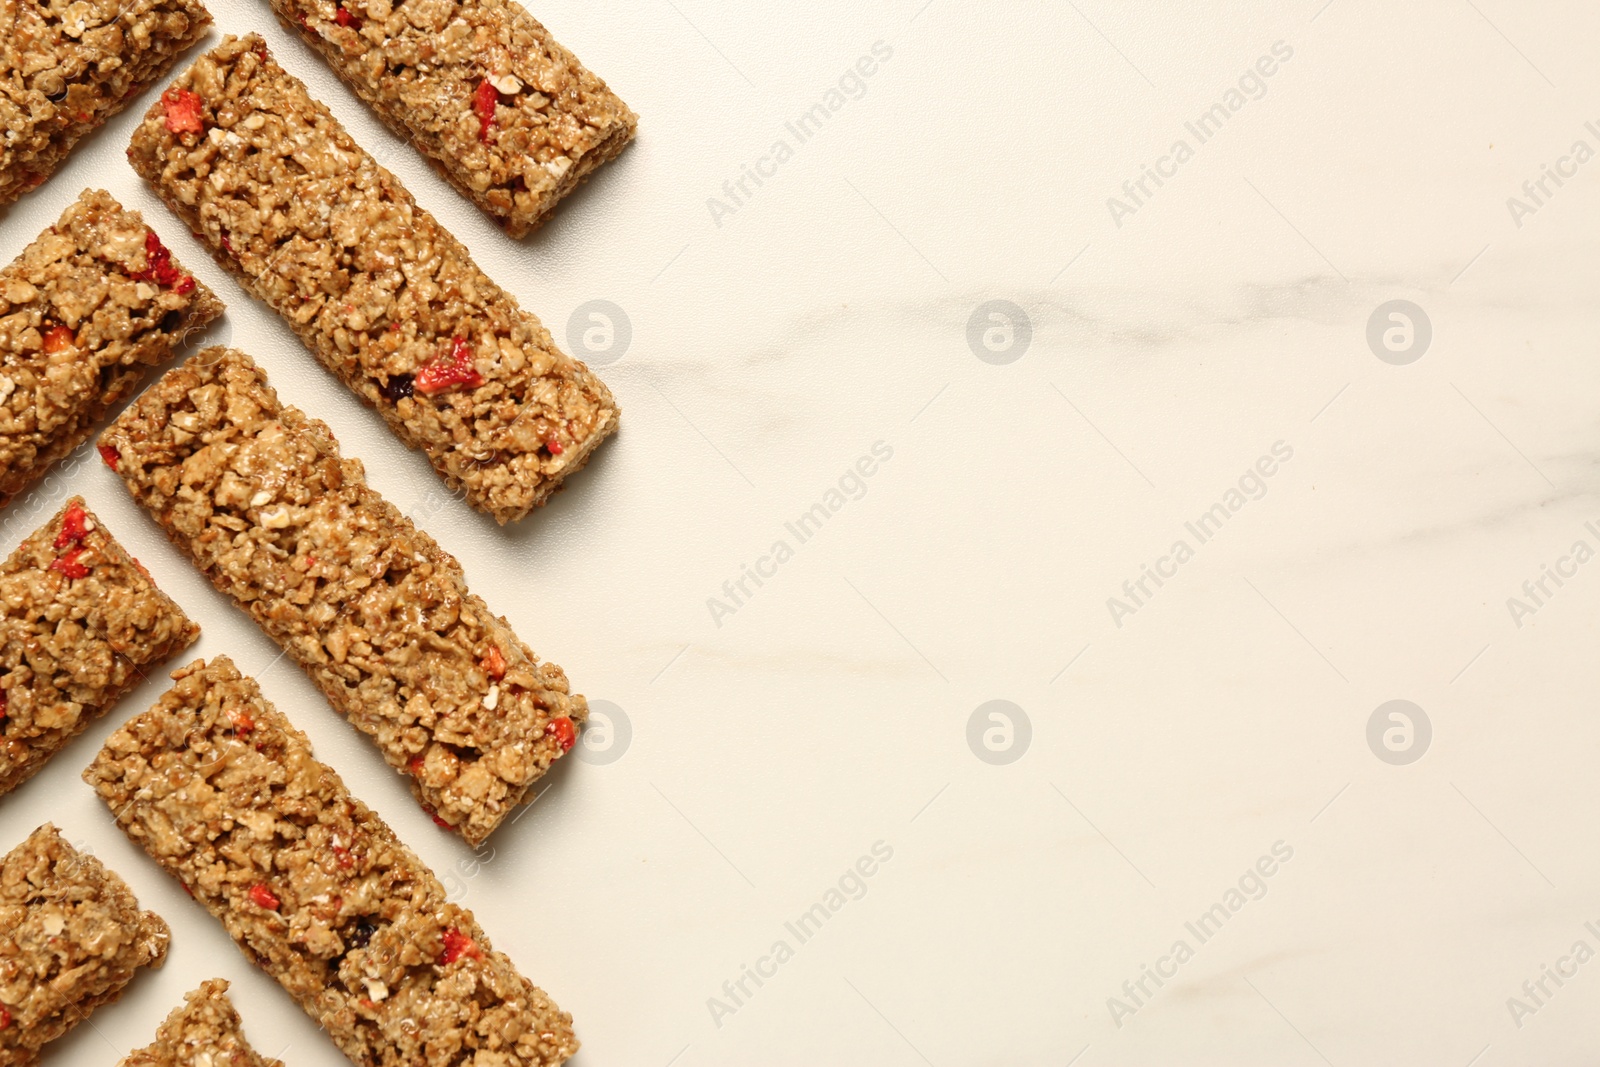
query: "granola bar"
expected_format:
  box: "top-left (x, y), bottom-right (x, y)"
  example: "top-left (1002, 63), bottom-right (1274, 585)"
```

top-left (121, 979), bottom-right (284, 1067)
top-left (0, 0), bottom-right (212, 204)
top-left (0, 496), bottom-right (199, 797)
top-left (85, 657), bottom-right (580, 1067)
top-left (126, 36), bottom-right (619, 524)
top-left (268, 0), bottom-right (635, 237)
top-left (0, 824), bottom-right (170, 1065)
top-left (0, 188), bottom-right (223, 509)
top-left (100, 348), bottom-right (586, 846)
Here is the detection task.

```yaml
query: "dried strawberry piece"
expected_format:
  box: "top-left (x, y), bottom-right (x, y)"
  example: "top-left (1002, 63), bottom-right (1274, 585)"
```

top-left (248, 884), bottom-right (280, 911)
top-left (545, 435), bottom-right (564, 456)
top-left (334, 5), bottom-right (361, 27)
top-left (473, 79), bottom-right (500, 143)
top-left (53, 504), bottom-right (90, 549)
top-left (228, 707), bottom-right (255, 736)
top-left (333, 843), bottom-right (356, 869)
top-left (407, 754), bottom-right (425, 774)
top-left (0, 688), bottom-right (8, 722)
top-left (49, 547), bottom-right (89, 579)
top-left (420, 802), bottom-right (455, 830)
top-left (97, 444), bottom-right (119, 469)
top-left (0, 1006), bottom-right (10, 1029)
top-left (132, 231), bottom-right (194, 293)
top-left (41, 324), bottom-right (76, 353)
top-left (480, 646), bottom-right (507, 680)
top-left (545, 716), bottom-right (576, 752)
top-left (414, 337), bottom-right (483, 396)
top-left (440, 927), bottom-right (482, 964)
top-left (161, 86), bottom-right (204, 134)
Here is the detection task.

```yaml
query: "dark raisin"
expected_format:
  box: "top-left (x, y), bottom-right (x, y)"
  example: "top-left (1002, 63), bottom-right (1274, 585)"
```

top-left (379, 374), bottom-right (413, 401)
top-left (346, 916), bottom-right (377, 949)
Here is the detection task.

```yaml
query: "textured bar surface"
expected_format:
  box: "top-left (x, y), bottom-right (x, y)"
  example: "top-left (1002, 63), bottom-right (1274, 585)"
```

top-left (86, 657), bottom-right (580, 1067)
top-left (0, 0), bottom-right (212, 203)
top-left (0, 823), bottom-right (170, 1065)
top-left (126, 36), bottom-right (619, 524)
top-left (0, 495), bottom-right (199, 797)
top-left (270, 0), bottom-right (636, 236)
top-left (100, 349), bottom-right (585, 845)
top-left (120, 979), bottom-right (284, 1067)
top-left (0, 188), bottom-right (223, 509)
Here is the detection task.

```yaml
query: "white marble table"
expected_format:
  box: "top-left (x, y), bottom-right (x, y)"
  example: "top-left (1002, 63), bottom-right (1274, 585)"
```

top-left (6, 0), bottom-right (1598, 1063)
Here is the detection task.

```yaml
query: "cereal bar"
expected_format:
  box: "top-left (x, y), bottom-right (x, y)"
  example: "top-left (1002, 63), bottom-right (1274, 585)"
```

top-left (0, 188), bottom-right (223, 509)
top-left (100, 349), bottom-right (586, 846)
top-left (269, 0), bottom-right (636, 236)
top-left (126, 36), bottom-right (619, 524)
top-left (0, 824), bottom-right (170, 1065)
top-left (0, 496), bottom-right (199, 797)
top-left (0, 0), bottom-right (212, 203)
top-left (85, 657), bottom-right (580, 1067)
top-left (120, 979), bottom-right (284, 1067)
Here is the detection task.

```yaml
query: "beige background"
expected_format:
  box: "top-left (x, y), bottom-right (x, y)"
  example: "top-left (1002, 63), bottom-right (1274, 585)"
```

top-left (5, 0), bottom-right (1600, 1064)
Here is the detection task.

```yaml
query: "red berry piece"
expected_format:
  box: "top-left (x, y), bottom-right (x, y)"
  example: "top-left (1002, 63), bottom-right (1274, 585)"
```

top-left (248, 884), bottom-right (280, 911)
top-left (49, 547), bottom-right (90, 579)
top-left (161, 86), bottom-right (204, 134)
top-left (545, 435), bottom-right (564, 456)
top-left (53, 504), bottom-right (90, 549)
top-left (420, 802), bottom-right (455, 830)
top-left (132, 231), bottom-right (194, 292)
top-left (97, 444), bottom-right (119, 469)
top-left (479, 646), bottom-right (507, 680)
top-left (41, 324), bottom-right (76, 353)
top-left (440, 927), bottom-right (482, 964)
top-left (334, 5), bottom-right (361, 27)
top-left (227, 707), bottom-right (255, 736)
top-left (0, 1006), bottom-right (10, 1029)
top-left (0, 688), bottom-right (9, 722)
top-left (545, 716), bottom-right (576, 752)
top-left (473, 79), bottom-right (500, 143)
top-left (414, 337), bottom-right (483, 396)
top-left (408, 754), bottom-right (425, 774)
